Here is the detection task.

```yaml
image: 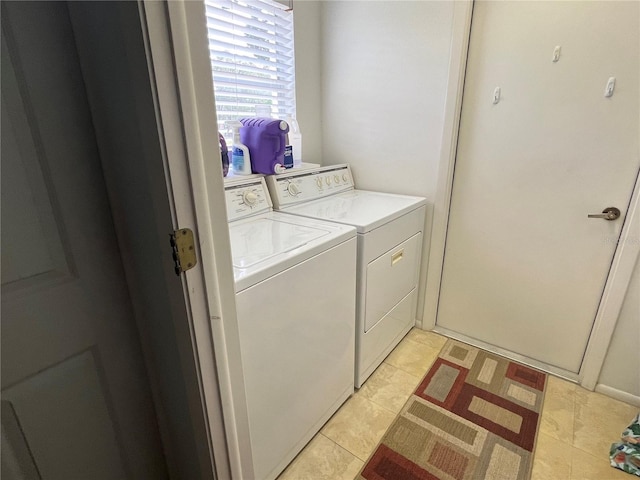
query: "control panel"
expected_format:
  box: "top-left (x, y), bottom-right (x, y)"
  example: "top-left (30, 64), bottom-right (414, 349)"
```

top-left (265, 164), bottom-right (354, 209)
top-left (225, 177), bottom-right (272, 221)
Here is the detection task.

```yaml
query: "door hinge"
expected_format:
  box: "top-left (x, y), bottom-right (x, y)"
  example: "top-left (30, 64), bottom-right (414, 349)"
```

top-left (170, 228), bottom-right (197, 275)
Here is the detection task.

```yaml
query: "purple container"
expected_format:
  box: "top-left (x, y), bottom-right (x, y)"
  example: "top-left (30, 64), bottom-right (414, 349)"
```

top-left (239, 117), bottom-right (289, 174)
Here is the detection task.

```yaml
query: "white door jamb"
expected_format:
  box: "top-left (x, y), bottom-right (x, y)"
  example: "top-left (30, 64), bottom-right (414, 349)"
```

top-left (421, 0), bottom-right (473, 330)
top-left (580, 170), bottom-right (640, 390)
top-left (143, 1), bottom-right (252, 478)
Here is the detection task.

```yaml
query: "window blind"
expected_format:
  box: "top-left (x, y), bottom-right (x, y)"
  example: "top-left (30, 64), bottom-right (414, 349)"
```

top-left (205, 0), bottom-right (296, 142)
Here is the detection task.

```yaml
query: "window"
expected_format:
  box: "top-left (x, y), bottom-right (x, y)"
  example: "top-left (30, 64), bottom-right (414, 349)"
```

top-left (205, 0), bottom-right (296, 144)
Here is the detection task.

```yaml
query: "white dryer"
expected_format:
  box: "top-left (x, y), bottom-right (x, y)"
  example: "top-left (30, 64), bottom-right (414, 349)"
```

top-left (266, 165), bottom-right (427, 388)
top-left (224, 177), bottom-right (356, 480)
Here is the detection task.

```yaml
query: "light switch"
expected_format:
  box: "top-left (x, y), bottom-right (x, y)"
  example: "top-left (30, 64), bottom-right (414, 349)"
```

top-left (552, 46), bottom-right (561, 62)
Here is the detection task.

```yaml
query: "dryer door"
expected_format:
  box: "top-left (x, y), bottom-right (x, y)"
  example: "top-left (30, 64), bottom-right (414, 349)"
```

top-left (364, 232), bottom-right (421, 332)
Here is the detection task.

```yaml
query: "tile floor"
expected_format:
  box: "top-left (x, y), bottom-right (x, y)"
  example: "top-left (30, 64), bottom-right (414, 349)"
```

top-left (277, 328), bottom-right (638, 480)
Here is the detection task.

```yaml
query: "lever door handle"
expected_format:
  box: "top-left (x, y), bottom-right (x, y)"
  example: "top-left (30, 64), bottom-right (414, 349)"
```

top-left (588, 207), bottom-right (620, 221)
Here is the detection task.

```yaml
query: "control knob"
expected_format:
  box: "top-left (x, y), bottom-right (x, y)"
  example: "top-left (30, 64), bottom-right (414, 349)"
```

top-left (242, 190), bottom-right (258, 206)
top-left (287, 182), bottom-right (300, 196)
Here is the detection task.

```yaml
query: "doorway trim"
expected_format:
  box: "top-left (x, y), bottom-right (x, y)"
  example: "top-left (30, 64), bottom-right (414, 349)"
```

top-left (420, 0), bottom-right (473, 331)
top-left (144, 1), bottom-right (258, 478)
top-left (580, 172), bottom-right (640, 390)
top-left (421, 0), bottom-right (640, 391)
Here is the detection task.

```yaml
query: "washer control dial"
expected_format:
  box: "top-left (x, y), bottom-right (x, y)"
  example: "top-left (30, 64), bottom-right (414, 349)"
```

top-left (316, 177), bottom-right (323, 188)
top-left (287, 182), bottom-right (300, 196)
top-left (325, 176), bottom-right (331, 185)
top-left (243, 190), bottom-right (258, 206)
top-left (334, 175), bottom-right (340, 184)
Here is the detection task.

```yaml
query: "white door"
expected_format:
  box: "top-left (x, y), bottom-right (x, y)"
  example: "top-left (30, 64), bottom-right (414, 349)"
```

top-left (1, 2), bottom-right (167, 478)
top-left (437, 1), bottom-right (639, 373)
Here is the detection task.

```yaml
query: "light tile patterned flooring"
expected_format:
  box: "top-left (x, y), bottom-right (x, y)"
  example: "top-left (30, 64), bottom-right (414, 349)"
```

top-left (277, 328), bottom-right (638, 480)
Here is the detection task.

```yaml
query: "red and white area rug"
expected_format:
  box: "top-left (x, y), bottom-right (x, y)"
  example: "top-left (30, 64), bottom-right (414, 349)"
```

top-left (357, 339), bottom-right (547, 480)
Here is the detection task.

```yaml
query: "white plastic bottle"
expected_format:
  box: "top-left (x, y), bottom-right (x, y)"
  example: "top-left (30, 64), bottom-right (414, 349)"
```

top-left (286, 116), bottom-right (302, 168)
top-left (228, 121), bottom-right (251, 175)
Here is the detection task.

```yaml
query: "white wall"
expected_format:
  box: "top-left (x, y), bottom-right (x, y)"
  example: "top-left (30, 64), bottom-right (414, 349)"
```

top-left (293, 1), bottom-right (324, 164)
top-left (320, 1), bottom-right (453, 199)
top-left (598, 254), bottom-right (640, 401)
top-left (294, 0), bottom-right (456, 191)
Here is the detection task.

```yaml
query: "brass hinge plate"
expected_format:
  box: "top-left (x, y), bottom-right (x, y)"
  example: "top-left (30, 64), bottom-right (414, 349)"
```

top-left (170, 228), bottom-right (197, 275)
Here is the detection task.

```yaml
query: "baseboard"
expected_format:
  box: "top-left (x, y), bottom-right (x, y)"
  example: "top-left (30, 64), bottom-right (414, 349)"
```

top-left (595, 384), bottom-right (640, 407)
top-left (431, 326), bottom-right (580, 383)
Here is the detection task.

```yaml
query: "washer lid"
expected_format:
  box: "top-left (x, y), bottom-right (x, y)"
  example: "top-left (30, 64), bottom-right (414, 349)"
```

top-left (229, 212), bottom-right (356, 291)
top-left (281, 190), bottom-right (426, 233)
top-left (229, 217), bottom-right (329, 269)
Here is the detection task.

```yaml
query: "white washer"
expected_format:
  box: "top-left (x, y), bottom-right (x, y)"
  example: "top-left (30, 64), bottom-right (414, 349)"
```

top-left (225, 177), bottom-right (356, 480)
top-left (266, 165), bottom-right (427, 388)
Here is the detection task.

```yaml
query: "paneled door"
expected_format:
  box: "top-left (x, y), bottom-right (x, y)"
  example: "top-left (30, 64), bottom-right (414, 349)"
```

top-left (437, 1), bottom-right (639, 373)
top-left (1, 2), bottom-right (167, 478)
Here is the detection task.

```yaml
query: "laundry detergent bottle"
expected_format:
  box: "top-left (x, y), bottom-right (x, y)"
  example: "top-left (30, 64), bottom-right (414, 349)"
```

top-left (285, 116), bottom-right (302, 168)
top-left (239, 117), bottom-right (289, 174)
top-left (228, 121), bottom-right (251, 175)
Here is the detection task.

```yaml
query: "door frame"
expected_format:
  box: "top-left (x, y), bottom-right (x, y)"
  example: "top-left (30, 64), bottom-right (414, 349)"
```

top-left (420, 0), bottom-right (640, 391)
top-left (143, 1), bottom-right (254, 478)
